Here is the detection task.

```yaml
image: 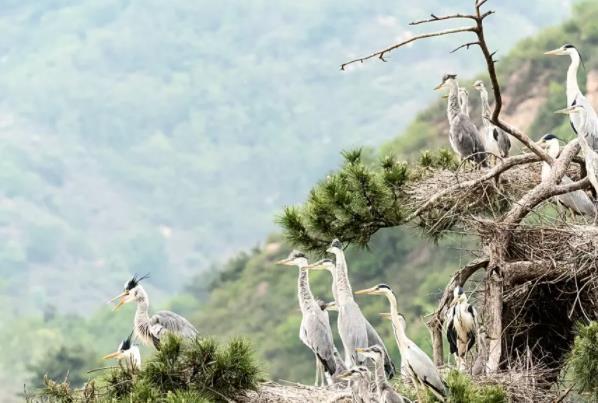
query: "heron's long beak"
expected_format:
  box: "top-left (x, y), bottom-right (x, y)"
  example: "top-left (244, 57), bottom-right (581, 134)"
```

top-left (544, 48), bottom-right (564, 56)
top-left (379, 312), bottom-right (392, 320)
top-left (554, 106), bottom-right (574, 115)
top-left (354, 286), bottom-right (377, 295)
top-left (275, 258), bottom-right (292, 266)
top-left (433, 82), bottom-right (445, 91)
top-left (324, 301), bottom-right (338, 311)
top-left (103, 351), bottom-right (122, 360)
top-left (354, 347), bottom-right (366, 353)
top-left (337, 370), bottom-right (352, 380)
top-left (109, 292), bottom-right (128, 311)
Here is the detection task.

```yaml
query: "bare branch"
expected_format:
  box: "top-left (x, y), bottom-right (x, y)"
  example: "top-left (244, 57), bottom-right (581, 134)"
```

top-left (409, 13), bottom-right (476, 25)
top-left (494, 119), bottom-right (553, 163)
top-left (450, 41), bottom-right (481, 53)
top-left (406, 153), bottom-right (540, 222)
top-left (340, 26), bottom-right (476, 70)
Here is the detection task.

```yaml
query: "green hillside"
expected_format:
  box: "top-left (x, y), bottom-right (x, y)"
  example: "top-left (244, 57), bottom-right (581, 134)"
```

top-left (5, 1), bottom-right (594, 400)
top-left (187, 0), bottom-right (598, 384)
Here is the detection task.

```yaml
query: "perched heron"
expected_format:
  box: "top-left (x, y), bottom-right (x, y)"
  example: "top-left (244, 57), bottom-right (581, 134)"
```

top-left (277, 251), bottom-right (338, 386)
top-left (473, 80), bottom-right (511, 163)
top-left (458, 87), bottom-right (470, 117)
top-left (356, 345), bottom-right (406, 403)
top-left (537, 133), bottom-right (596, 218)
top-left (337, 366), bottom-right (374, 403)
top-left (317, 300), bottom-right (348, 377)
top-left (109, 274), bottom-right (198, 349)
top-left (103, 331), bottom-right (141, 372)
top-left (305, 251), bottom-right (396, 378)
top-left (545, 44), bottom-right (598, 150)
top-left (356, 284), bottom-right (446, 402)
top-left (445, 287), bottom-right (478, 371)
top-left (555, 105), bottom-right (598, 196)
top-left (435, 74), bottom-right (487, 166)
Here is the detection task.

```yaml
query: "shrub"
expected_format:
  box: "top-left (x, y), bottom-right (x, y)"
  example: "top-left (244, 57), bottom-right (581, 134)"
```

top-left (566, 321), bottom-right (598, 399)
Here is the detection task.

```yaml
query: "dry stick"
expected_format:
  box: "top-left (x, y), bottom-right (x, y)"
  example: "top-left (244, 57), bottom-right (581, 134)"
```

top-left (340, 26), bottom-right (477, 70)
top-left (409, 13), bottom-right (477, 25)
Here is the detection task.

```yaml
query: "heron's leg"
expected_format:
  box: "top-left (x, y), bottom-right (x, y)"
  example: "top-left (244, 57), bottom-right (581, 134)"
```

top-left (314, 355), bottom-right (320, 386)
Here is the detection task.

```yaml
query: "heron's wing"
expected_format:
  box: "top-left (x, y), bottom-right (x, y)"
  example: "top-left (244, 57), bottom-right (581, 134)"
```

top-left (556, 175), bottom-right (596, 217)
top-left (382, 385), bottom-right (406, 403)
top-left (446, 306), bottom-right (458, 354)
top-left (466, 304), bottom-right (477, 351)
top-left (496, 128), bottom-right (511, 157)
top-left (150, 311), bottom-right (199, 341)
top-left (405, 341), bottom-right (446, 398)
top-left (304, 310), bottom-right (337, 375)
top-left (452, 114), bottom-right (485, 164)
top-left (365, 320), bottom-right (396, 379)
top-left (338, 303), bottom-right (368, 365)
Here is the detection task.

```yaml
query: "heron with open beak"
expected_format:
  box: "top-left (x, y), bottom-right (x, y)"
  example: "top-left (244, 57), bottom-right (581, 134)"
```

top-left (108, 273), bottom-right (198, 350)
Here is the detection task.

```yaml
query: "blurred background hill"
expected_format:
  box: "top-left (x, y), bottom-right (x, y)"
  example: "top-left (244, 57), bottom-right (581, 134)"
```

top-left (1, 0), bottom-right (591, 400)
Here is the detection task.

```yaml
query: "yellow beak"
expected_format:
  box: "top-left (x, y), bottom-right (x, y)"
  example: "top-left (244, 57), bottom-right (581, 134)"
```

top-left (544, 48), bottom-right (563, 56)
top-left (379, 312), bottom-right (392, 320)
top-left (276, 258), bottom-right (293, 266)
top-left (354, 347), bottom-right (366, 353)
top-left (433, 82), bottom-right (444, 91)
top-left (354, 286), bottom-right (377, 295)
top-left (109, 291), bottom-right (128, 311)
top-left (554, 106), bottom-right (574, 115)
top-left (103, 351), bottom-right (122, 360)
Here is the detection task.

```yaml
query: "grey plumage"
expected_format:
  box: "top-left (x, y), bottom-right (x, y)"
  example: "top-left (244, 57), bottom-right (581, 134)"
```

top-left (338, 366), bottom-right (373, 403)
top-left (445, 287), bottom-right (477, 371)
top-left (546, 44), bottom-right (598, 151)
top-left (357, 345), bottom-right (406, 403)
top-left (111, 274), bottom-right (198, 350)
top-left (474, 80), bottom-right (510, 159)
top-left (277, 251), bottom-right (338, 385)
top-left (538, 133), bottom-right (596, 218)
top-left (436, 74), bottom-right (487, 166)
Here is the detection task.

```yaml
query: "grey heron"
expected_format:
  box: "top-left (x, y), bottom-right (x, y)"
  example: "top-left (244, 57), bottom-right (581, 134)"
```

top-left (355, 284), bottom-right (446, 402)
top-left (305, 252), bottom-right (396, 378)
top-left (435, 74), bottom-right (487, 166)
top-left (545, 44), bottom-right (598, 150)
top-left (337, 366), bottom-right (374, 403)
top-left (473, 80), bottom-right (511, 163)
top-left (317, 299), bottom-right (348, 377)
top-left (355, 345), bottom-right (406, 403)
top-left (103, 331), bottom-right (141, 372)
top-left (555, 105), bottom-right (598, 196)
top-left (109, 274), bottom-right (198, 349)
top-left (537, 133), bottom-right (596, 218)
top-left (445, 287), bottom-right (478, 371)
top-left (276, 251), bottom-right (338, 386)
top-left (458, 87), bottom-right (470, 117)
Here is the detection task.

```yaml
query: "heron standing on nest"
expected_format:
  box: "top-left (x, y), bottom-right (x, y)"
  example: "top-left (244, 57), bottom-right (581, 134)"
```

top-left (305, 253), bottom-right (396, 378)
top-left (109, 274), bottom-right (198, 349)
top-left (435, 74), bottom-right (487, 167)
top-left (473, 80), bottom-right (510, 164)
top-left (277, 250), bottom-right (339, 385)
top-left (355, 284), bottom-right (446, 402)
top-left (445, 286), bottom-right (478, 371)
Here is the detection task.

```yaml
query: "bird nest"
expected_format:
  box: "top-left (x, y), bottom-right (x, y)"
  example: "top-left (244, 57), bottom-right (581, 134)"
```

top-left (408, 163), bottom-right (543, 237)
top-left (240, 381), bottom-right (350, 403)
top-left (477, 221), bottom-right (598, 377)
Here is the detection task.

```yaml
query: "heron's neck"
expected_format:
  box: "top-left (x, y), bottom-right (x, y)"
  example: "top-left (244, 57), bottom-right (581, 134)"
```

top-left (297, 267), bottom-right (317, 312)
top-left (541, 142), bottom-right (560, 181)
top-left (479, 89), bottom-right (491, 126)
top-left (332, 251), bottom-right (353, 303)
top-left (390, 315), bottom-right (408, 350)
top-left (447, 82), bottom-right (460, 122)
top-left (125, 347), bottom-right (142, 371)
top-left (373, 357), bottom-right (386, 391)
top-left (134, 288), bottom-right (151, 328)
top-left (326, 268), bottom-right (338, 302)
top-left (567, 51), bottom-right (581, 105)
top-left (459, 93), bottom-right (469, 116)
top-left (385, 291), bottom-right (399, 317)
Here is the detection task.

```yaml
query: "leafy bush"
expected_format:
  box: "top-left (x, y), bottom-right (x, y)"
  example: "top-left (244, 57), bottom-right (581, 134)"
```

top-left (444, 370), bottom-right (507, 403)
top-left (566, 321), bottom-right (598, 399)
top-left (36, 335), bottom-right (260, 402)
